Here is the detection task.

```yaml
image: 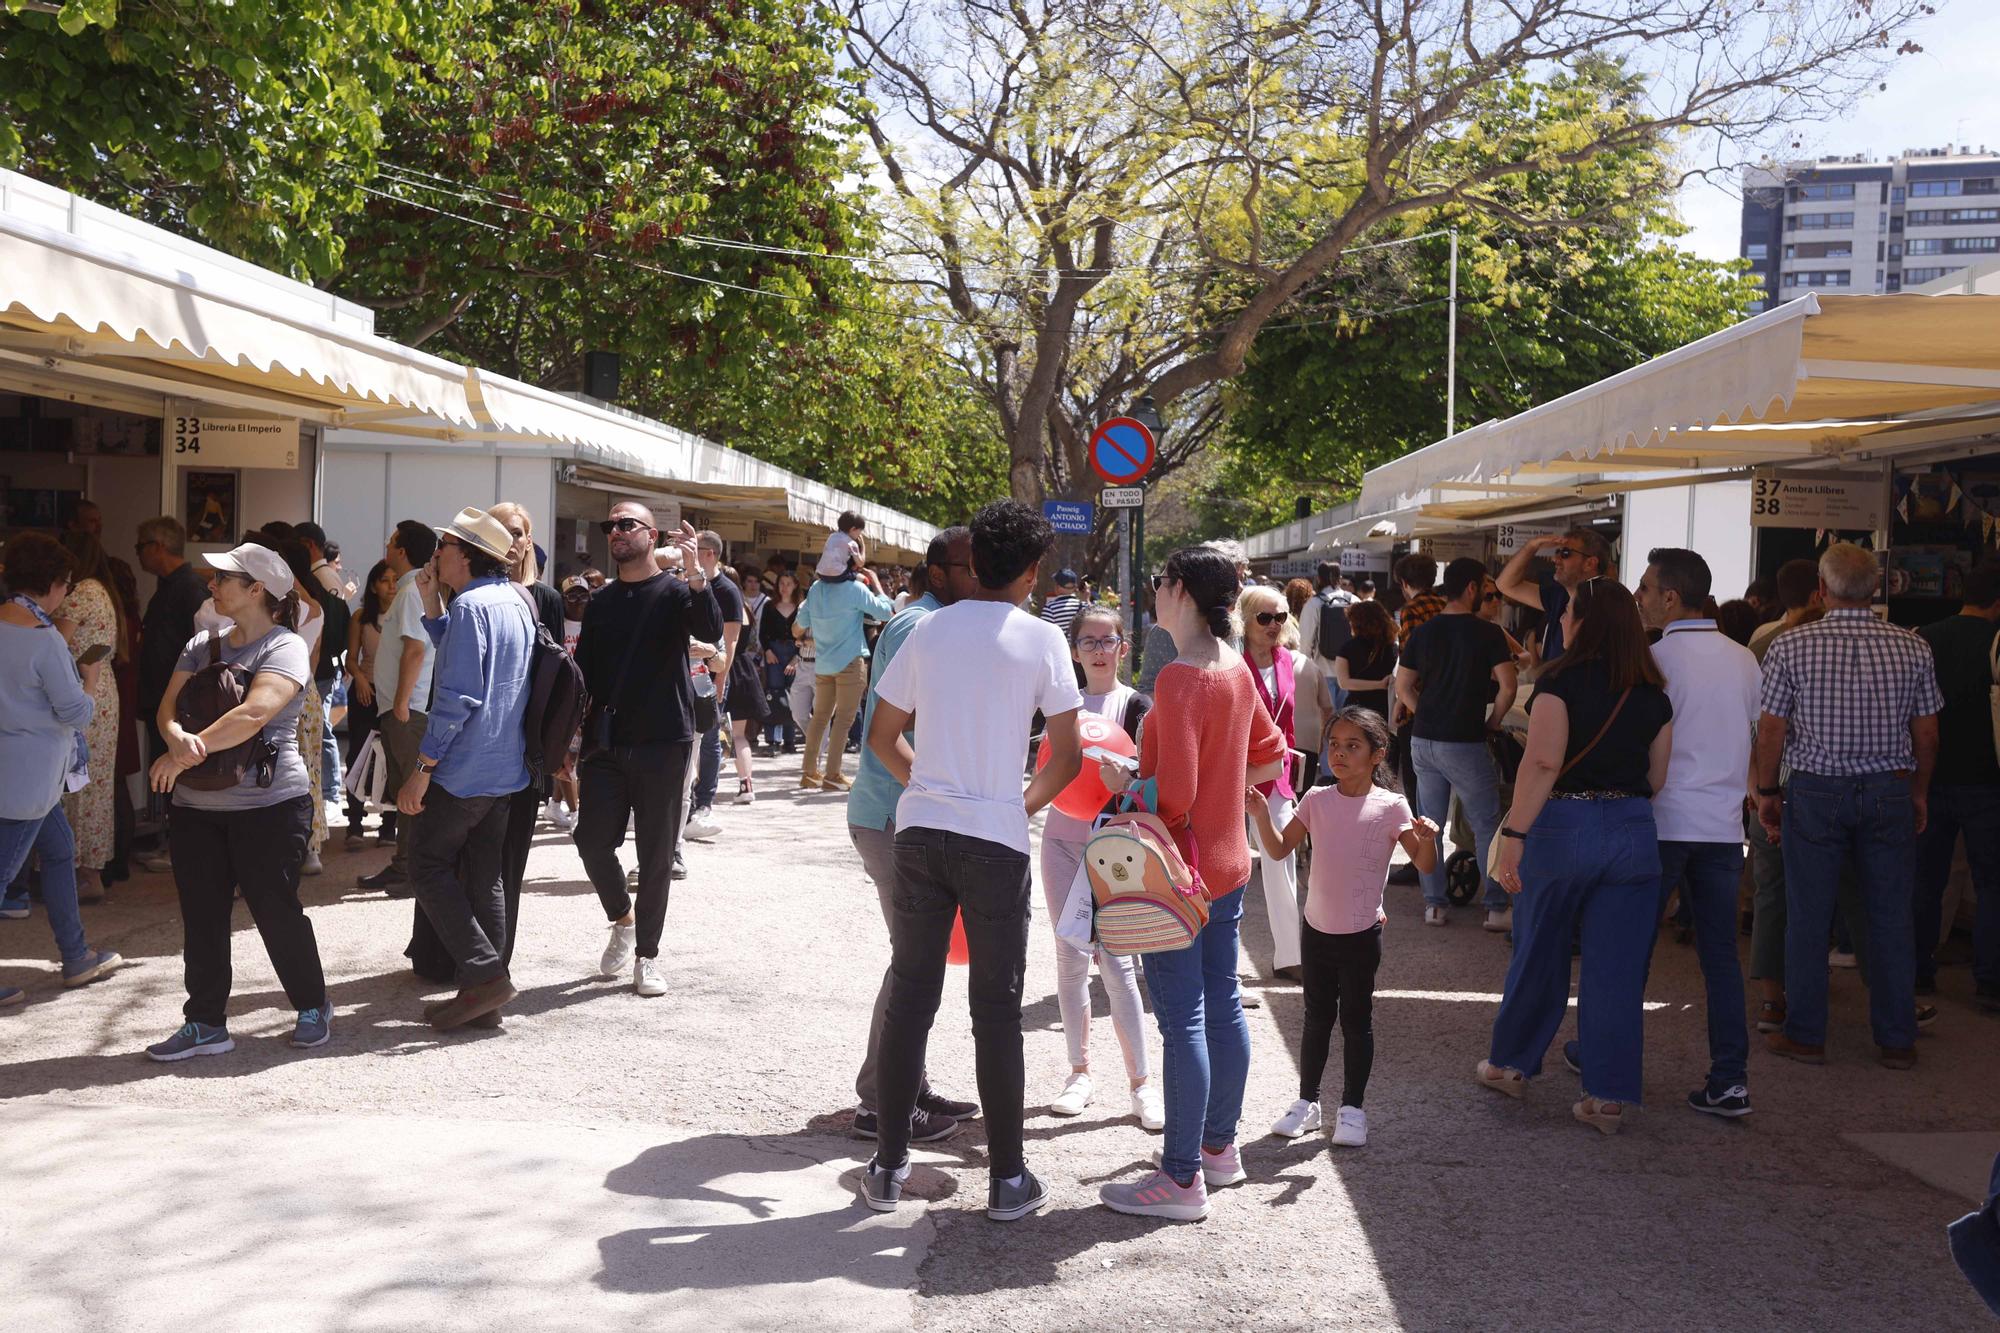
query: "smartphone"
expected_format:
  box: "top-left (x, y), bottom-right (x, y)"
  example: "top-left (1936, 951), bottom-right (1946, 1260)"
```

top-left (1084, 744), bottom-right (1138, 773)
top-left (77, 643), bottom-right (113, 666)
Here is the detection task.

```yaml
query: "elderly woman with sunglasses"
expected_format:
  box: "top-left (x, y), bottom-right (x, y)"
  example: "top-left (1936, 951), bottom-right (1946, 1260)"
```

top-left (1236, 583), bottom-right (1325, 980)
top-left (1477, 577), bottom-right (1674, 1134)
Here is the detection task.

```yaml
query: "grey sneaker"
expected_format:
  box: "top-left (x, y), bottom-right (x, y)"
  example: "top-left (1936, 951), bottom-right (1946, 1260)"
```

top-left (862, 1156), bottom-right (911, 1212)
top-left (61, 949), bottom-right (123, 988)
top-left (987, 1169), bottom-right (1048, 1222)
top-left (146, 1021), bottom-right (235, 1062)
top-left (291, 1004), bottom-right (331, 1049)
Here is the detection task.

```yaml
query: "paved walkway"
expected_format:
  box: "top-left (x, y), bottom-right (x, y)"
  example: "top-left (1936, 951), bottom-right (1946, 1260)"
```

top-left (2, 752), bottom-right (1994, 1330)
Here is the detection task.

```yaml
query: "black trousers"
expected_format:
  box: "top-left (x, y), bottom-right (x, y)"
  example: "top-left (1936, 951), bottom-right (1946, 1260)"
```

top-left (1298, 921), bottom-right (1382, 1108)
top-left (168, 795), bottom-right (324, 1027)
top-left (344, 696), bottom-right (378, 830)
top-left (410, 785), bottom-right (515, 987)
top-left (875, 826), bottom-right (1031, 1179)
top-left (498, 782), bottom-right (545, 969)
top-left (574, 741), bottom-right (692, 959)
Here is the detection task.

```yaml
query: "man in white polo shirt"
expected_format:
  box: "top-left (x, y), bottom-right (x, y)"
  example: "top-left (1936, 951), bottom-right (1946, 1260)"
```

top-left (1636, 547), bottom-right (1761, 1117)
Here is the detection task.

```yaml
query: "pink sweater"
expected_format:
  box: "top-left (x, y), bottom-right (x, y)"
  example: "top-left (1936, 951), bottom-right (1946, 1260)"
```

top-left (1140, 660), bottom-right (1286, 896)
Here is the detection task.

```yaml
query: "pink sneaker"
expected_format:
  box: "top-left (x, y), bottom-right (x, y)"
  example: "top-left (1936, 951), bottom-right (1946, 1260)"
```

top-left (1099, 1168), bottom-right (1210, 1221)
top-left (1152, 1143), bottom-right (1249, 1188)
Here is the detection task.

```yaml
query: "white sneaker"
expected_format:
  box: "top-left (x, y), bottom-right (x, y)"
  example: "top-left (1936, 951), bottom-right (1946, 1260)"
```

top-left (634, 955), bottom-right (667, 997)
top-left (302, 850), bottom-right (324, 877)
top-left (684, 811), bottom-right (722, 841)
top-left (600, 922), bottom-right (636, 978)
top-left (1424, 905), bottom-right (1447, 927)
top-left (1484, 907), bottom-right (1512, 933)
top-left (732, 783), bottom-right (755, 806)
top-left (1131, 1082), bottom-right (1165, 1131)
top-left (556, 804), bottom-right (577, 831)
top-left (1271, 1098), bottom-right (1323, 1139)
top-left (1829, 947), bottom-right (1858, 969)
top-left (1050, 1071), bottom-right (1093, 1116)
top-left (1330, 1105), bottom-right (1368, 1147)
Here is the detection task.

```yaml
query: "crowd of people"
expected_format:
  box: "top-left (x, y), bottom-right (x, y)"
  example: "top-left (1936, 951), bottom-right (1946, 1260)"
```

top-left (0, 498), bottom-right (1993, 1243)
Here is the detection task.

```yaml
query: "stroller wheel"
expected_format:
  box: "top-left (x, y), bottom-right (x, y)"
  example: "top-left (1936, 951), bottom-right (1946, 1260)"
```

top-left (1444, 849), bottom-right (1480, 907)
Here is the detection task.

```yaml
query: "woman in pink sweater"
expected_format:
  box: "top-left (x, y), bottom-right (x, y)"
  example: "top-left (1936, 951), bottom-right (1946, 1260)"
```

top-left (1098, 546), bottom-right (1285, 1222)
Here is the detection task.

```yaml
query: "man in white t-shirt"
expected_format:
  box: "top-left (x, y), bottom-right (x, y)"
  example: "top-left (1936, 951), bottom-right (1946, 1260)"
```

top-left (859, 500), bottom-right (1082, 1224)
top-left (1636, 547), bottom-right (1761, 1118)
top-left (360, 519), bottom-right (439, 894)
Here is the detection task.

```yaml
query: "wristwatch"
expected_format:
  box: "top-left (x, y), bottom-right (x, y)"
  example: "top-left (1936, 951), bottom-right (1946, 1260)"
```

top-left (1500, 826), bottom-right (1526, 840)
top-left (416, 758), bottom-right (440, 775)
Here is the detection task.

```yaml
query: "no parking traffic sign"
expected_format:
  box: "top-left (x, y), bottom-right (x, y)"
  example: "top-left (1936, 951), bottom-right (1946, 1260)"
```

top-left (1089, 417), bottom-right (1156, 486)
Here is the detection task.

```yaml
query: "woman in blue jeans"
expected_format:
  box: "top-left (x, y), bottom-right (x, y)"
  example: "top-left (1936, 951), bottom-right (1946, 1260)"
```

top-left (0, 533), bottom-right (124, 1007)
top-left (1480, 578), bottom-right (1672, 1134)
top-left (1098, 547), bottom-right (1286, 1221)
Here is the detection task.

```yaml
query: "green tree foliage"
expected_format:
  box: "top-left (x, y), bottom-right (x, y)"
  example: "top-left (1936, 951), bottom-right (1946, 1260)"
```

top-left (0, 0), bottom-right (456, 278)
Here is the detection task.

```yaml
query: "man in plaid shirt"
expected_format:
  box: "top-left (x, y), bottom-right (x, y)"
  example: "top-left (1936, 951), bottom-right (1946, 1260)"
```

top-left (1753, 543), bottom-right (1941, 1069)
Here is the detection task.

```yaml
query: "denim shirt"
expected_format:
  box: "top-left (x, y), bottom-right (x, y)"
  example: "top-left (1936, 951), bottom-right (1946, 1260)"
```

top-left (847, 594), bottom-right (940, 832)
top-left (419, 577), bottom-right (534, 798)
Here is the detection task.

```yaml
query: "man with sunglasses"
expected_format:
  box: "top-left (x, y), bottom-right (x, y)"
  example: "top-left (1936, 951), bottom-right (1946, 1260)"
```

top-left (571, 502), bottom-right (719, 996)
top-left (1496, 527), bottom-right (1612, 662)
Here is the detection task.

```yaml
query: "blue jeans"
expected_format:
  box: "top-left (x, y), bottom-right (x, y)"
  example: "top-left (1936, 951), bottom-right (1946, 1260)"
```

top-left (1782, 770), bottom-right (1918, 1049)
top-left (320, 706), bottom-right (342, 812)
top-left (1914, 783), bottom-right (2000, 992)
top-left (1410, 737), bottom-right (1505, 910)
top-left (1141, 885), bottom-right (1251, 1183)
top-left (0, 803), bottom-right (89, 966)
top-left (1656, 840), bottom-right (1749, 1090)
top-left (1489, 798), bottom-right (1660, 1105)
top-left (693, 719), bottom-right (723, 813)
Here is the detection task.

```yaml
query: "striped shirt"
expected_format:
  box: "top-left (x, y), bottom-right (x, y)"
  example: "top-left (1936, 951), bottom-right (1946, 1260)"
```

top-left (1039, 593), bottom-right (1083, 639)
top-left (1758, 608), bottom-right (1942, 776)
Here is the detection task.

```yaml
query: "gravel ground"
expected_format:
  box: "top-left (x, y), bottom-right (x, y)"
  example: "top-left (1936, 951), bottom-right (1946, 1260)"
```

top-left (2, 751), bottom-right (1994, 1330)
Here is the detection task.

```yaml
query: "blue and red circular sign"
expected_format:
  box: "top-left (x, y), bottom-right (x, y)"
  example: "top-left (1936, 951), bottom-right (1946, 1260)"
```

top-left (1089, 417), bottom-right (1156, 486)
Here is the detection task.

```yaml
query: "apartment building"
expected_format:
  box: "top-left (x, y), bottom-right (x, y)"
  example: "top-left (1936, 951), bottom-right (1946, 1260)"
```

top-left (1739, 146), bottom-right (2000, 309)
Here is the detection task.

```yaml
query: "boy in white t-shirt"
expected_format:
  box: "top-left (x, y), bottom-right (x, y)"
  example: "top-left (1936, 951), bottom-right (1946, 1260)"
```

top-left (858, 500), bottom-right (1083, 1225)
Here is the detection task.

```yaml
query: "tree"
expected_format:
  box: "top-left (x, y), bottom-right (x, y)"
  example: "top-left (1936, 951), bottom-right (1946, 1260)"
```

top-left (1, 0), bottom-right (463, 278)
top-left (844, 0), bottom-right (1931, 528)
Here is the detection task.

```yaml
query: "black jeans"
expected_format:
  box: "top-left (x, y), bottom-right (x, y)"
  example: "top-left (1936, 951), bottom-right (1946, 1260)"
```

top-left (1298, 921), bottom-right (1381, 1108)
top-left (876, 826), bottom-right (1031, 1180)
top-left (574, 741), bottom-right (692, 959)
top-left (168, 795), bottom-right (324, 1027)
top-left (499, 782), bottom-right (547, 969)
top-left (410, 784), bottom-right (516, 987)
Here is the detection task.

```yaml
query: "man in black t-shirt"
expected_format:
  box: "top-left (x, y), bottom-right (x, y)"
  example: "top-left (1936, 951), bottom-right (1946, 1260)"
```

top-left (1396, 557), bottom-right (1518, 930)
top-left (1916, 561), bottom-right (2000, 1011)
top-left (572, 502), bottom-right (722, 996)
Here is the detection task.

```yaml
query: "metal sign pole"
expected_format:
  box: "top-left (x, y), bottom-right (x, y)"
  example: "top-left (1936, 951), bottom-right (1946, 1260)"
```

top-left (1119, 507), bottom-right (1134, 682)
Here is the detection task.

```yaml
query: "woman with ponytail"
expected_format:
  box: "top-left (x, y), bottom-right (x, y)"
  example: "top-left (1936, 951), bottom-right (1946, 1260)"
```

top-left (1097, 546), bottom-right (1287, 1223)
top-left (144, 542), bottom-right (329, 1062)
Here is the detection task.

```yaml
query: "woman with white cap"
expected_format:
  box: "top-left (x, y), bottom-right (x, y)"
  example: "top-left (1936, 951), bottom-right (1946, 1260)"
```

top-left (144, 542), bottom-right (328, 1061)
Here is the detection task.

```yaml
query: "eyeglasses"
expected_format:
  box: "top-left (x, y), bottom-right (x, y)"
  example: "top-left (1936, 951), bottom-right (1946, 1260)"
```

top-left (599, 517), bottom-right (653, 535)
top-left (1251, 611), bottom-right (1286, 626)
top-left (1076, 635), bottom-right (1123, 652)
top-left (1553, 546), bottom-right (1578, 560)
top-left (214, 570), bottom-right (252, 586)
top-left (1482, 590), bottom-right (1503, 603)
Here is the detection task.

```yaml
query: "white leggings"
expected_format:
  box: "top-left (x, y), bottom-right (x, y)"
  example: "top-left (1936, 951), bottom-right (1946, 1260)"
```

top-left (1039, 835), bottom-right (1151, 1081)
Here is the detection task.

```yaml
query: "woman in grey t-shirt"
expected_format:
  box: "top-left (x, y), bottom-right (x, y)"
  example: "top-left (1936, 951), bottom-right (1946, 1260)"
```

top-left (143, 543), bottom-right (328, 1062)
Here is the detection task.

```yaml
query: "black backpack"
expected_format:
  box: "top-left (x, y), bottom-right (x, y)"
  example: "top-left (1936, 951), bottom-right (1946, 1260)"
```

top-left (513, 587), bottom-right (587, 780)
top-left (173, 634), bottom-right (277, 790)
top-left (1314, 589), bottom-right (1353, 660)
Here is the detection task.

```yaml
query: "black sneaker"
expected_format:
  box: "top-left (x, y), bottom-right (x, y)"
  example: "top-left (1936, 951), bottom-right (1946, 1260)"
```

top-left (851, 1107), bottom-right (960, 1143)
top-left (917, 1088), bottom-right (981, 1121)
top-left (1688, 1084), bottom-right (1753, 1118)
top-left (1561, 1039), bottom-right (1581, 1075)
top-left (358, 865), bottom-right (410, 896)
top-left (671, 852), bottom-right (688, 882)
top-left (862, 1156), bottom-right (911, 1212)
top-left (1917, 1002), bottom-right (1940, 1030)
top-left (1386, 864), bottom-right (1419, 886)
top-left (987, 1168), bottom-right (1047, 1222)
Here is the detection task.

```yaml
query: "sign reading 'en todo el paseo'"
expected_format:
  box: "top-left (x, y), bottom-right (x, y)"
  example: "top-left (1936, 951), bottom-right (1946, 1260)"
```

top-left (1750, 471), bottom-right (1884, 531)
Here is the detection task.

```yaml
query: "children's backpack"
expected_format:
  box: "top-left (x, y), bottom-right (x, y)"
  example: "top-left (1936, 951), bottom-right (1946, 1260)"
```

top-left (1085, 810), bottom-right (1209, 955)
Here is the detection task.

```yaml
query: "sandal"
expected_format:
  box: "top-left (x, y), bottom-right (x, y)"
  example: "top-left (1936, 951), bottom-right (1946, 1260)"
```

top-left (1474, 1060), bottom-right (1525, 1099)
top-left (1573, 1096), bottom-right (1624, 1135)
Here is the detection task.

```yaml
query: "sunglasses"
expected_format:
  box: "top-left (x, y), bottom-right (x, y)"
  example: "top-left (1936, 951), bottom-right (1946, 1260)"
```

top-left (1076, 635), bottom-right (1123, 652)
top-left (1151, 574), bottom-right (1167, 590)
top-left (1482, 590), bottom-right (1502, 603)
top-left (599, 517), bottom-right (653, 535)
top-left (1553, 546), bottom-right (1578, 560)
top-left (1251, 611), bottom-right (1286, 626)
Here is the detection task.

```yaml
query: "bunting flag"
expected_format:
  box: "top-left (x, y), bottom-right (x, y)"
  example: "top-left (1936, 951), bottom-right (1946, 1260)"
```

top-left (1950, 481), bottom-right (1965, 510)
top-left (1897, 492), bottom-right (1912, 523)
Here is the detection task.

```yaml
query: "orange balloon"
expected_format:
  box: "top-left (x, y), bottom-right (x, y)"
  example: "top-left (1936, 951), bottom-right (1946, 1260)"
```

top-left (947, 908), bottom-right (970, 965)
top-left (1037, 713), bottom-right (1138, 820)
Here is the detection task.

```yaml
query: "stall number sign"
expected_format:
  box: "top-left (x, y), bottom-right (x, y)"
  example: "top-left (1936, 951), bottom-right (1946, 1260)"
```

top-left (1494, 521), bottom-right (1565, 555)
top-left (1750, 471), bottom-right (1883, 531)
top-left (1338, 547), bottom-right (1377, 573)
top-left (1421, 532), bottom-right (1488, 563)
top-left (168, 413), bottom-right (300, 470)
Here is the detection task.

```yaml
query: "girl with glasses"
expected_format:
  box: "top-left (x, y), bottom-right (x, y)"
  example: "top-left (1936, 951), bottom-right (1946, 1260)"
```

top-left (1037, 605), bottom-right (1163, 1130)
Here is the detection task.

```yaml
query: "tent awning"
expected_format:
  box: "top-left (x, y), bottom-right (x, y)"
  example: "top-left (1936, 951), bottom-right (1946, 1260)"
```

top-left (0, 206), bottom-right (476, 428)
top-left (1357, 293), bottom-right (2000, 516)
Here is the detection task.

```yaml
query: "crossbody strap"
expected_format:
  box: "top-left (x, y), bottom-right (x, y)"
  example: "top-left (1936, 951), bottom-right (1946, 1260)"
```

top-left (603, 583), bottom-right (665, 706)
top-left (1557, 687), bottom-right (1630, 780)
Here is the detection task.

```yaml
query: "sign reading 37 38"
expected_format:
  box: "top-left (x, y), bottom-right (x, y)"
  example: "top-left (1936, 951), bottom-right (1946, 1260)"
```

top-left (1750, 471), bottom-right (1883, 531)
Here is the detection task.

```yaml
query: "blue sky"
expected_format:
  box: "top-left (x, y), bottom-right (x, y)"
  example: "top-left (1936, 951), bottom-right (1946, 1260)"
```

top-left (1673, 3), bottom-right (2000, 262)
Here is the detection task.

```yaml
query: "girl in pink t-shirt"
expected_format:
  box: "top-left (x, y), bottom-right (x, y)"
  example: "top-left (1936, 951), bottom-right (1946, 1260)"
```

top-left (1248, 707), bottom-right (1437, 1147)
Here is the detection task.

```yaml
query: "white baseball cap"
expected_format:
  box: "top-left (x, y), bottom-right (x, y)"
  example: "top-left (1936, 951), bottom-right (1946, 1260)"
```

top-left (204, 543), bottom-right (295, 594)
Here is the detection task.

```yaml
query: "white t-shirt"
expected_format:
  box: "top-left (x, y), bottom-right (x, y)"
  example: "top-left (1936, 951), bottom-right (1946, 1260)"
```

top-left (876, 599), bottom-right (1085, 854)
top-left (1650, 619), bottom-right (1761, 843)
top-left (563, 618), bottom-right (583, 656)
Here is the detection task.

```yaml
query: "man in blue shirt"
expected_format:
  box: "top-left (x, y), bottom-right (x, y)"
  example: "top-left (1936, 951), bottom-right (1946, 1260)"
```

top-left (795, 556), bottom-right (895, 790)
top-left (846, 526), bottom-right (979, 1142)
top-left (1494, 527), bottom-right (1610, 662)
top-left (398, 507), bottom-right (536, 1031)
